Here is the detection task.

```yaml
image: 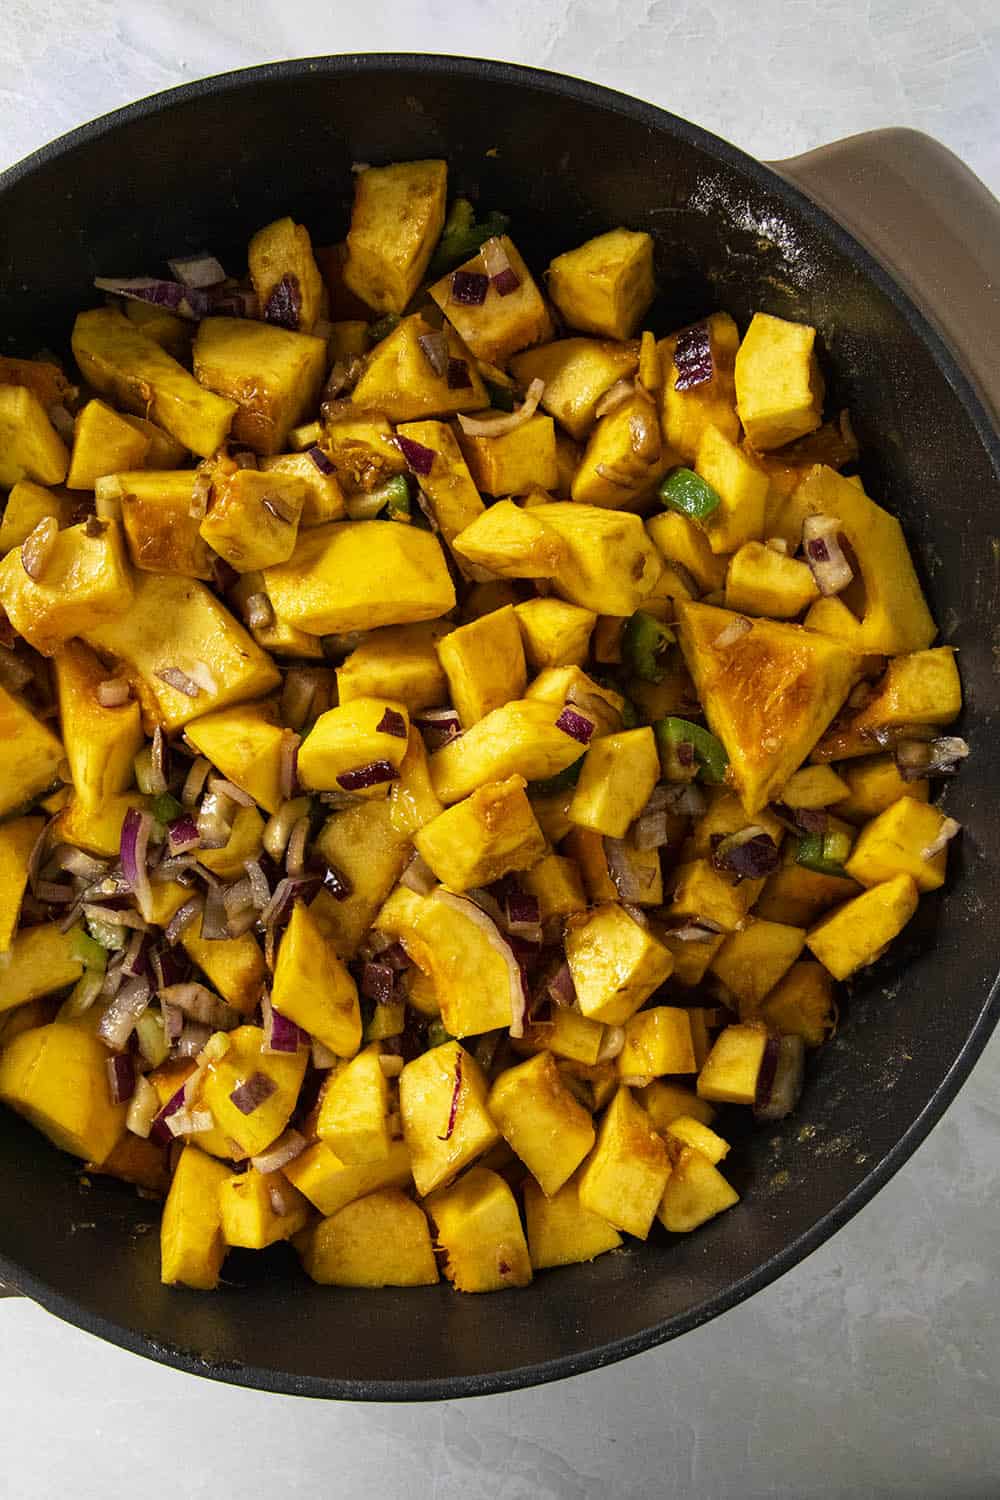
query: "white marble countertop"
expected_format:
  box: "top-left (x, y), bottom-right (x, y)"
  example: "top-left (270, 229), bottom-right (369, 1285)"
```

top-left (2, 5), bottom-right (999, 1497)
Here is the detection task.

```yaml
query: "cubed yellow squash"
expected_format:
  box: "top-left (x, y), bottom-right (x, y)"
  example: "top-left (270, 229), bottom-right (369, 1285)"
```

top-left (724, 540), bottom-right (819, 618)
top-left (676, 601), bottom-right (861, 814)
top-left (568, 726), bottom-right (659, 839)
top-left (259, 451), bottom-right (346, 527)
top-left (0, 816), bottom-right (43, 952)
top-left (665, 1115), bottom-right (731, 1164)
top-left (352, 313), bottom-right (488, 422)
top-left (514, 598), bottom-right (596, 671)
top-left (299, 1189), bottom-right (438, 1287)
top-left (835, 754), bottom-right (929, 823)
top-left (271, 900), bottom-right (362, 1058)
top-left (200, 468), bottom-right (306, 572)
top-left (84, 572), bottom-right (280, 732)
top-left (0, 480), bottom-right (75, 554)
top-left (160, 1146), bottom-right (231, 1289)
top-left (510, 337), bottom-right (639, 441)
top-left (520, 852), bottom-right (587, 921)
top-left (844, 796), bottom-right (955, 893)
top-left (488, 1051), bottom-right (596, 1197)
top-left (780, 764), bottom-right (850, 809)
top-left (297, 696), bottom-right (410, 797)
top-left (811, 648), bottom-right (960, 762)
top-left (415, 776), bottom-right (546, 892)
top-left (72, 307), bottom-right (236, 458)
top-left (122, 300), bottom-right (191, 360)
top-left (709, 919), bottom-right (807, 1016)
top-left (343, 159), bottom-right (448, 314)
top-left (319, 407), bottom-right (408, 492)
top-left (181, 916), bottom-right (267, 1017)
top-left (637, 1080), bottom-right (716, 1131)
top-left (219, 1166), bottom-right (310, 1249)
top-left (565, 903), bottom-right (674, 1025)
top-left (657, 1145), bottom-right (739, 1233)
top-left (57, 791), bottom-right (145, 860)
top-left (197, 803), bottom-right (266, 882)
top-left (807, 872), bottom-right (920, 980)
top-left (389, 727), bottom-right (444, 836)
top-left (667, 858), bottom-right (763, 933)
top-left (684, 790), bottom-right (785, 862)
top-left (547, 229), bottom-right (655, 340)
top-left (282, 1137), bottom-right (412, 1217)
top-left (382, 886), bottom-right (519, 1037)
top-left (523, 1171), bottom-right (622, 1268)
top-left (618, 1007), bottom-right (697, 1080)
top-left (394, 420), bottom-right (485, 548)
top-left (429, 236), bottom-right (553, 364)
top-left (577, 1085), bottom-right (671, 1239)
top-left (427, 1166), bottom-right (533, 1292)
top-left (459, 413), bottom-right (558, 498)
top-left (0, 923), bottom-right (84, 1015)
top-left (66, 398), bottom-right (150, 489)
top-left (697, 1022), bottom-right (770, 1104)
top-left (571, 393), bottom-right (674, 509)
top-left (517, 1008), bottom-right (605, 1066)
top-left (399, 1041), bottom-right (500, 1197)
top-left (735, 312), bottom-right (825, 450)
top-left (437, 605), bottom-right (527, 728)
top-left (754, 858), bottom-right (860, 927)
top-left (0, 384), bottom-right (70, 487)
top-left (659, 930), bottom-right (725, 987)
top-left (193, 316), bottom-right (326, 455)
top-left (185, 700), bottom-right (289, 814)
top-left (658, 313), bottom-right (741, 463)
top-left (0, 1020), bottom-right (125, 1162)
top-left (53, 640), bottom-right (143, 808)
top-left (337, 622), bottom-right (449, 711)
top-left (118, 471), bottom-right (215, 579)
top-left (451, 498), bottom-right (567, 580)
top-left (316, 1043), bottom-right (391, 1164)
top-left (525, 665), bottom-right (626, 735)
top-left (646, 510), bottom-right (728, 595)
top-left (0, 518), bottom-right (133, 656)
top-left (248, 215), bottom-right (326, 333)
top-left (429, 698), bottom-right (586, 805)
top-left (533, 502), bottom-right (664, 617)
top-left (195, 1025), bottom-right (308, 1159)
top-left (264, 520), bottom-right (455, 636)
top-left (312, 799), bottom-right (413, 958)
top-left (759, 960), bottom-right (836, 1047)
top-left (695, 424), bottom-right (769, 555)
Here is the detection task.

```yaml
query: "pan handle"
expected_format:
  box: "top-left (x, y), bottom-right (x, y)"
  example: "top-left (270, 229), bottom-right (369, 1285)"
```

top-left (771, 128), bottom-right (1000, 425)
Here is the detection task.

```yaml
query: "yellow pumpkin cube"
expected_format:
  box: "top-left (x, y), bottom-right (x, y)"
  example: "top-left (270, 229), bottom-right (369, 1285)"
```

top-left (53, 640), bottom-right (143, 808)
top-left (665, 1115), bottom-right (730, 1164)
top-left (637, 1080), bottom-right (716, 1131)
top-left (531, 502), bottom-right (664, 617)
top-left (0, 384), bottom-right (70, 487)
top-left (646, 510), bottom-right (728, 595)
top-left (523, 1171), bottom-right (623, 1268)
top-left (389, 728), bottom-right (444, 836)
top-left (571, 393), bottom-right (672, 511)
top-left (657, 1145), bottom-right (739, 1233)
top-left (724, 540), bottom-right (819, 618)
top-left (429, 236), bottom-right (553, 364)
top-left (200, 468), bottom-right (306, 572)
top-left (394, 419), bottom-right (485, 548)
top-left (0, 517), bottom-right (133, 656)
top-left (248, 215), bottom-right (325, 333)
top-left (0, 816), bottom-right (43, 952)
top-left (695, 424), bottom-right (769, 554)
top-left (836, 754), bottom-right (929, 823)
top-left (660, 931), bottom-right (725, 988)
top-left (193, 316), bottom-right (326, 455)
top-left (735, 313), bottom-right (825, 450)
top-left (811, 648), bottom-right (960, 761)
top-left (196, 1025), bottom-right (308, 1159)
top-left (577, 1085), bottom-right (671, 1238)
top-left (184, 700), bottom-right (288, 814)
top-left (451, 497), bottom-right (567, 580)
top-left (264, 520), bottom-right (455, 636)
top-left (844, 796), bottom-right (954, 894)
top-left (510, 337), bottom-right (639, 441)
top-left (196, 803), bottom-right (265, 882)
top-left (352, 314), bottom-right (489, 423)
top-left (547, 229), bottom-right (655, 340)
top-left (618, 1007), bottom-right (697, 1080)
top-left (566, 903), bottom-right (674, 1025)
top-left (697, 1023), bottom-right (770, 1104)
top-left (415, 776), bottom-right (546, 892)
top-left (427, 1166), bottom-right (533, 1291)
top-left (518, 1008), bottom-right (605, 1066)
top-left (259, 452), bottom-right (346, 527)
top-left (0, 682), bottom-right (64, 816)
top-left (684, 790), bottom-right (785, 862)
top-left (343, 159), bottom-right (448, 314)
top-left (297, 696), bottom-right (410, 797)
top-left (316, 1043), bottom-right (391, 1163)
top-left (84, 572), bottom-right (280, 732)
top-left (181, 917), bottom-right (267, 1017)
top-left (667, 858), bottom-right (762, 933)
top-left (66, 398), bottom-right (150, 489)
top-left (218, 1166), bottom-right (310, 1249)
top-left (0, 923), bottom-right (84, 1015)
top-left (299, 1189), bottom-right (438, 1286)
top-left (754, 859), bottom-right (859, 927)
top-left (459, 413), bottom-right (558, 498)
top-left (0, 1019), bottom-right (125, 1162)
top-left (283, 1137), bottom-right (412, 1217)
top-left (436, 605), bottom-right (527, 728)
top-left (525, 665), bottom-right (626, 734)
top-left (488, 1051), bottom-right (596, 1197)
top-left (337, 622), bottom-right (449, 712)
top-left (272, 900), bottom-right (362, 1058)
top-left (381, 888), bottom-right (519, 1038)
top-left (312, 799), bottom-right (412, 958)
top-left (321, 408), bottom-right (408, 492)
top-left (57, 791), bottom-right (145, 861)
top-left (121, 300), bottom-right (191, 360)
top-left (520, 853), bottom-right (587, 920)
top-left (514, 598), bottom-right (596, 671)
top-left (399, 1041), bottom-right (500, 1197)
top-left (568, 726), bottom-right (659, 839)
top-left (117, 470), bottom-right (214, 579)
top-left (710, 919), bottom-right (807, 1015)
top-left (760, 960), bottom-right (836, 1047)
top-left (780, 764), bottom-right (850, 809)
top-left (676, 601), bottom-right (861, 814)
top-left (0, 480), bottom-right (75, 554)
top-left (72, 307), bottom-right (236, 458)
top-left (658, 313), bottom-right (741, 462)
top-left (160, 1145), bottom-right (231, 1289)
top-left (429, 698), bottom-right (585, 804)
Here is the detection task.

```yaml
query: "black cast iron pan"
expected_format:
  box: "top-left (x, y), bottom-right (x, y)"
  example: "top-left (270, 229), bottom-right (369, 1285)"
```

top-left (1, 55), bottom-right (999, 1401)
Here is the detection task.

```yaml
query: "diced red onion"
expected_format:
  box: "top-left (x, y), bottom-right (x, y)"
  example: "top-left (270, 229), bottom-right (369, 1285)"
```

top-left (396, 435), bottom-right (436, 476)
top-left (251, 1129), bottom-right (307, 1175)
top-left (921, 817), bottom-right (961, 860)
top-left (417, 330), bottom-right (450, 378)
top-left (755, 1034), bottom-right (805, 1120)
top-left (634, 809), bottom-right (671, 850)
top-left (261, 993), bottom-right (309, 1055)
top-left (223, 876), bottom-right (254, 918)
top-left (438, 1051), bottom-right (463, 1141)
top-left (96, 677), bottom-right (132, 708)
top-left (264, 273), bottom-right (303, 331)
top-left (284, 815), bottom-right (310, 879)
top-left (207, 776), bottom-right (254, 809)
top-left (245, 592), bottom-right (275, 633)
top-left (311, 1039), bottom-right (338, 1070)
top-left (447, 358), bottom-right (472, 388)
top-left (48, 402), bottom-right (76, 442)
top-left (120, 807), bottom-right (154, 922)
top-left (82, 903), bottom-right (150, 934)
top-left (150, 1085), bottom-right (187, 1145)
top-left (230, 1071), bottom-right (277, 1116)
top-left (596, 1025), bottom-right (626, 1064)
top-left (450, 270), bottom-right (489, 306)
top-left (714, 615), bottom-right (753, 649)
top-left (126, 1076), bottom-right (161, 1139)
top-left (97, 975), bottom-right (151, 1051)
top-left (362, 962), bottom-right (395, 1004)
top-left (260, 875), bottom-right (319, 930)
top-left (337, 759), bottom-right (400, 792)
top-left (49, 847), bottom-right (108, 882)
top-left (156, 666), bottom-right (201, 699)
top-left (122, 929), bottom-right (149, 978)
top-left (167, 252), bottom-right (226, 288)
top-left (181, 755), bottom-right (212, 808)
top-left (400, 851), bottom-right (438, 896)
top-left (93, 275), bottom-right (210, 320)
top-left (481, 236), bottom-right (511, 280)
top-left (491, 267), bottom-right (521, 297)
top-left (199, 881), bottom-right (229, 941)
top-left (668, 920), bottom-right (724, 942)
top-left (263, 797), bottom-right (310, 861)
top-left (505, 891), bottom-right (540, 930)
top-left (802, 515), bottom-right (854, 596)
top-left (711, 827), bottom-right (780, 880)
top-left (307, 444), bottom-right (335, 475)
top-left (261, 492), bottom-right (296, 524)
top-left (175, 1021), bottom-right (212, 1058)
top-left (278, 731), bottom-right (301, 802)
top-left (163, 894), bottom-right (205, 947)
top-left (457, 377), bottom-right (545, 438)
top-left (377, 708), bottom-right (408, 739)
top-left (21, 517), bottom-right (58, 581)
top-left (197, 790), bottom-right (237, 849)
top-left (555, 706), bottom-right (594, 744)
top-left (547, 962), bottom-right (577, 1009)
top-left (793, 807), bottom-right (829, 834)
top-left (36, 880), bottom-right (74, 904)
top-left (243, 858), bottom-right (272, 911)
top-left (433, 890), bottom-right (525, 1037)
top-left (413, 708), bottom-right (461, 751)
top-left (594, 378), bottom-right (636, 420)
top-left (166, 1107), bottom-right (214, 1137)
top-left (673, 322), bottom-right (714, 390)
top-left (167, 815), bottom-right (200, 855)
top-left (106, 1053), bottom-right (136, 1105)
top-left (158, 981), bottom-right (237, 1030)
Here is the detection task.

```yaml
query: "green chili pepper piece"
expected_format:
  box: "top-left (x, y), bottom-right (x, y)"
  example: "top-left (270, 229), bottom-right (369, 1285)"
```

top-left (427, 200), bottom-right (511, 277)
top-left (71, 929), bottom-right (108, 973)
top-left (795, 829), bottom-right (853, 876)
top-left (622, 610), bottom-right (676, 683)
top-left (655, 716), bottom-right (728, 784)
top-left (151, 792), bottom-right (183, 826)
top-left (529, 756), bottom-right (586, 797)
top-left (659, 467), bottom-right (722, 522)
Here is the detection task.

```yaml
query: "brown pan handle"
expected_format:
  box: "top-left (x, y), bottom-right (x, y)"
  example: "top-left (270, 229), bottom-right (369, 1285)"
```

top-left (771, 128), bottom-right (1000, 425)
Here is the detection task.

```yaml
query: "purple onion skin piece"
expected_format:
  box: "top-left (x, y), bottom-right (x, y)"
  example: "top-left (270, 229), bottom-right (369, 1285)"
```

top-left (450, 271), bottom-right (489, 306)
top-left (264, 273), bottom-right (303, 330)
top-left (336, 760), bottom-right (400, 792)
top-left (377, 708), bottom-right (408, 739)
top-left (396, 436), bottom-right (436, 476)
top-left (555, 707), bottom-right (595, 744)
top-left (754, 1034), bottom-right (782, 1112)
top-left (491, 268), bottom-right (521, 297)
top-left (673, 323), bottom-right (714, 390)
top-left (446, 358), bottom-right (472, 388)
top-left (713, 833), bottom-right (780, 880)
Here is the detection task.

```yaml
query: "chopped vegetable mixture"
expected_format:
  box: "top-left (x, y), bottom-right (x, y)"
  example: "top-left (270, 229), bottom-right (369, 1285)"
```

top-left (0, 160), bottom-right (965, 1293)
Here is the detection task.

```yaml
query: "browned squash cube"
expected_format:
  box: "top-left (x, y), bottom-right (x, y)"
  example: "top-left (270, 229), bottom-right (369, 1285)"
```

top-left (487, 1051), bottom-right (596, 1197)
top-left (577, 1085), bottom-right (671, 1239)
top-left (426, 1166), bottom-right (533, 1292)
top-left (194, 316), bottom-right (326, 455)
top-left (299, 1189), bottom-right (438, 1287)
top-left (523, 1171), bottom-right (622, 1269)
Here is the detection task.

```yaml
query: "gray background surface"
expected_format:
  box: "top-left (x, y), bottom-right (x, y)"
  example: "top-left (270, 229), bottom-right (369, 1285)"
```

top-left (2, 3), bottom-right (998, 1496)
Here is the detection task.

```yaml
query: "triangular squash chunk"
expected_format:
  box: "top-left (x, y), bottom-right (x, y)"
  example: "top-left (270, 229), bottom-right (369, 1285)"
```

top-left (676, 601), bottom-right (861, 814)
